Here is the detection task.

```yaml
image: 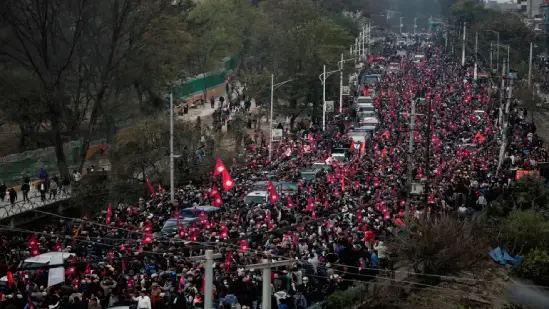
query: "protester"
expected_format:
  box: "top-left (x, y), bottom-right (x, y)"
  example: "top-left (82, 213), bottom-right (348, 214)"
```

top-left (0, 43), bottom-right (543, 309)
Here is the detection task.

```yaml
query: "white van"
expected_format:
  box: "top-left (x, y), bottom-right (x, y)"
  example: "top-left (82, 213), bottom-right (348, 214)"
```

top-left (0, 252), bottom-right (75, 283)
top-left (244, 191), bottom-right (269, 204)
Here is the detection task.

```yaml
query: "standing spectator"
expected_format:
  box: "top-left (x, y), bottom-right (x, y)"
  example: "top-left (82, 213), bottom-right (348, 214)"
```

top-left (39, 168), bottom-right (48, 180)
top-left (210, 96), bottom-right (216, 109)
top-left (39, 181), bottom-right (47, 202)
top-left (61, 176), bottom-right (71, 196)
top-left (49, 179), bottom-right (58, 200)
top-left (73, 170), bottom-right (82, 182)
top-left (8, 188), bottom-right (17, 205)
top-left (21, 181), bottom-right (30, 202)
top-left (0, 181), bottom-right (6, 202)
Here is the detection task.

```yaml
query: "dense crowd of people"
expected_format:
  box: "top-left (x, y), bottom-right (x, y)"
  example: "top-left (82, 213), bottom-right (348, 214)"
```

top-left (0, 42), bottom-right (545, 309)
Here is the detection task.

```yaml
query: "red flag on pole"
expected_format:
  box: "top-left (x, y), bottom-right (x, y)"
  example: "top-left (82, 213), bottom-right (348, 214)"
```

top-left (145, 176), bottom-right (155, 195)
top-left (214, 158), bottom-right (227, 176)
top-left (221, 170), bottom-right (235, 192)
top-left (106, 204), bottom-right (112, 225)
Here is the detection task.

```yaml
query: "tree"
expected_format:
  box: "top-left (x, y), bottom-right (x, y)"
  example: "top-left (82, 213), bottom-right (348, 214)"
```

top-left (184, 0), bottom-right (258, 98)
top-left (513, 248), bottom-right (549, 287)
top-left (244, 0), bottom-right (352, 128)
top-left (389, 215), bottom-right (488, 278)
top-left (499, 210), bottom-right (549, 255)
top-left (0, 0), bottom-right (185, 177)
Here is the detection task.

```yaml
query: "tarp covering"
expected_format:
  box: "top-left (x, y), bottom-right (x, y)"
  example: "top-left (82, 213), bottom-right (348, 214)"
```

top-left (489, 247), bottom-right (523, 265)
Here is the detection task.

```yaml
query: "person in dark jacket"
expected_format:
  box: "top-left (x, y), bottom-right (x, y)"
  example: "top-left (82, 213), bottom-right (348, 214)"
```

top-left (8, 188), bottom-right (17, 205)
top-left (21, 181), bottom-right (30, 202)
top-left (0, 181), bottom-right (6, 202)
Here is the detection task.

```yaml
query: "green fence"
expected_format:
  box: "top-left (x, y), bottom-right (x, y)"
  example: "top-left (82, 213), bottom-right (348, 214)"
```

top-left (172, 56), bottom-right (239, 99)
top-left (0, 57), bottom-right (240, 186)
top-left (0, 141), bottom-right (85, 186)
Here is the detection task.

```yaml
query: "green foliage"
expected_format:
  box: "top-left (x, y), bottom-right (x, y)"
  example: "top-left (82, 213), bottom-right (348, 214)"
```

top-left (325, 285), bottom-right (369, 309)
top-left (513, 248), bottom-right (549, 287)
top-left (500, 210), bottom-right (549, 255)
top-left (390, 215), bottom-right (488, 277)
top-left (491, 177), bottom-right (549, 217)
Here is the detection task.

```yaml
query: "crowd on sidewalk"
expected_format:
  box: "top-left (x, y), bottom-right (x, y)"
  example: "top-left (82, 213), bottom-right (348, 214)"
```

top-left (0, 44), bottom-right (545, 309)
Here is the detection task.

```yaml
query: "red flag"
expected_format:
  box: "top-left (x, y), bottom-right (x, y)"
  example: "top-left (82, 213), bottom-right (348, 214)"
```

top-left (143, 221), bottom-right (152, 233)
top-left (340, 176), bottom-right (345, 192)
top-left (6, 270), bottom-right (14, 288)
top-left (27, 295), bottom-right (35, 309)
top-left (305, 197), bottom-right (314, 211)
top-left (221, 170), bottom-right (235, 192)
top-left (287, 196), bottom-right (294, 209)
top-left (267, 181), bottom-right (279, 203)
top-left (220, 224), bottom-right (229, 239)
top-left (106, 204), bottom-right (112, 225)
top-left (214, 158), bottom-right (227, 176)
top-left (474, 131), bottom-right (485, 144)
top-left (368, 54), bottom-right (374, 63)
top-left (239, 239), bottom-right (249, 252)
top-left (29, 246), bottom-right (39, 257)
top-left (178, 275), bottom-right (185, 292)
top-left (84, 263), bottom-right (91, 275)
top-left (223, 251), bottom-right (233, 272)
top-left (209, 184), bottom-right (219, 197)
top-left (54, 241), bottom-right (63, 252)
top-left (145, 176), bottom-right (155, 195)
top-left (142, 232), bottom-right (153, 245)
top-left (212, 191), bottom-right (223, 207)
top-left (27, 235), bottom-right (37, 248)
top-left (178, 224), bottom-right (186, 239)
top-left (349, 139), bottom-right (355, 151)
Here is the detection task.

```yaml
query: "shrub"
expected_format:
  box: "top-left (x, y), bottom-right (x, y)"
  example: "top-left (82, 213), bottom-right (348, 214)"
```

top-left (389, 215), bottom-right (488, 278)
top-left (513, 248), bottom-right (549, 287)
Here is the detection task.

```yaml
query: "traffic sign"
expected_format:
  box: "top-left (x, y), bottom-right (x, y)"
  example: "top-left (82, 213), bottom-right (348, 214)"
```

top-left (325, 101), bottom-right (334, 112)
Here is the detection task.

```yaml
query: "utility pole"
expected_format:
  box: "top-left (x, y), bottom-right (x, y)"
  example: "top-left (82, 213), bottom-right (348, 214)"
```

top-left (269, 74), bottom-right (274, 162)
top-left (188, 250), bottom-right (222, 309)
top-left (497, 74), bottom-right (514, 174)
top-left (322, 65), bottom-right (326, 131)
top-left (367, 22), bottom-right (371, 56)
top-left (169, 92), bottom-right (175, 202)
top-left (461, 22), bottom-right (466, 66)
top-left (404, 100), bottom-right (423, 220)
top-left (528, 42), bottom-right (533, 88)
top-left (423, 98), bottom-right (433, 219)
top-left (474, 32), bottom-right (478, 80)
top-left (498, 60), bottom-right (506, 127)
top-left (362, 26), bottom-right (366, 57)
top-left (339, 53), bottom-right (343, 114)
top-left (245, 258), bottom-right (294, 309)
top-left (490, 42), bottom-right (493, 70)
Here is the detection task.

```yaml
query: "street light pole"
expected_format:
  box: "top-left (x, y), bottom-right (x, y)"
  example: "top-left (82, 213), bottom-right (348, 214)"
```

top-left (461, 22), bottom-right (466, 66)
top-left (414, 17), bottom-right (417, 35)
top-left (322, 65), bottom-right (326, 130)
top-left (269, 75), bottom-right (294, 162)
top-left (474, 32), bottom-right (478, 80)
top-left (269, 74), bottom-right (274, 162)
top-left (169, 92), bottom-right (175, 203)
top-left (528, 42), bottom-right (533, 88)
top-left (339, 53), bottom-right (343, 113)
top-left (400, 17), bottom-right (403, 35)
top-left (320, 66), bottom-right (341, 130)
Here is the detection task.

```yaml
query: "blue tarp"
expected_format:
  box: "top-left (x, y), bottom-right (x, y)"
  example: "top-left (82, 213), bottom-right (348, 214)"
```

top-left (489, 247), bottom-right (524, 265)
